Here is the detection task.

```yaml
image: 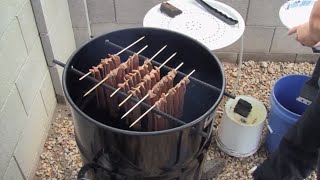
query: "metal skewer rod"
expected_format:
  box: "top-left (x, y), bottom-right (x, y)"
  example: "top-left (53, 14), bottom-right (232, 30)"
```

top-left (129, 69), bottom-right (195, 128)
top-left (116, 36), bottom-right (145, 55)
top-left (105, 40), bottom-right (236, 99)
top-left (79, 36), bottom-right (145, 80)
top-left (121, 62), bottom-right (184, 119)
top-left (109, 45), bottom-right (150, 98)
top-left (83, 45), bottom-right (153, 97)
top-left (136, 45), bottom-right (148, 54)
top-left (150, 45), bottom-right (167, 60)
top-left (119, 94), bottom-right (133, 107)
top-left (53, 59), bottom-right (208, 138)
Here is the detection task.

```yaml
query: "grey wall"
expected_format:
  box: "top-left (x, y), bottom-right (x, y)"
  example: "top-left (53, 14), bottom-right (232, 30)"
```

top-left (0, 0), bottom-right (76, 179)
top-left (33, 0), bottom-right (76, 103)
top-left (68, 0), bottom-right (320, 63)
top-left (0, 0), bottom-right (57, 179)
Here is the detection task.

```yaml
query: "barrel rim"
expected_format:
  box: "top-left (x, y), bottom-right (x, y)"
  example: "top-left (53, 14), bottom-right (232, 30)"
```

top-left (62, 27), bottom-right (226, 136)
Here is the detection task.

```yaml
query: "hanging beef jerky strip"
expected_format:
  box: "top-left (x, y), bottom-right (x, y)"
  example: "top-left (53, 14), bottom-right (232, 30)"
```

top-left (131, 86), bottom-right (142, 128)
top-left (108, 54), bottom-right (121, 69)
top-left (125, 74), bottom-right (135, 89)
top-left (166, 88), bottom-right (174, 116)
top-left (132, 70), bottom-right (142, 84)
top-left (93, 67), bottom-right (107, 109)
top-left (151, 69), bottom-right (177, 102)
top-left (132, 53), bottom-right (139, 70)
top-left (126, 89), bottom-right (142, 129)
top-left (97, 65), bottom-right (107, 109)
top-left (178, 77), bottom-right (190, 117)
top-left (158, 93), bottom-right (168, 130)
top-left (90, 68), bottom-right (101, 108)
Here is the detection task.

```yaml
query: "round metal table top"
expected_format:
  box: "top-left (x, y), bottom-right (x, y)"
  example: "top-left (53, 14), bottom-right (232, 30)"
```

top-left (143, 0), bottom-right (245, 51)
top-left (279, 0), bottom-right (316, 29)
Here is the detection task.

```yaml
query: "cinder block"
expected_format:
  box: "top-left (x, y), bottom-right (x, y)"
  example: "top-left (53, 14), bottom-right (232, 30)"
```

top-left (48, 66), bottom-right (64, 98)
top-left (91, 23), bottom-right (141, 36)
top-left (243, 26), bottom-right (275, 52)
top-left (14, 93), bottom-right (48, 179)
top-left (219, 26), bottom-right (274, 53)
top-left (68, 0), bottom-right (90, 28)
top-left (40, 70), bottom-right (57, 116)
top-left (39, 33), bottom-right (54, 66)
top-left (3, 158), bottom-right (24, 180)
top-left (213, 52), bottom-right (238, 63)
top-left (247, 0), bottom-right (287, 26)
top-left (115, 0), bottom-right (163, 23)
top-left (31, 0), bottom-right (68, 33)
top-left (0, 19), bottom-right (28, 109)
top-left (242, 53), bottom-right (296, 62)
top-left (0, 0), bottom-right (25, 36)
top-left (0, 86), bottom-right (28, 178)
top-left (270, 27), bottom-right (313, 54)
top-left (17, 1), bottom-right (39, 52)
top-left (296, 54), bottom-right (320, 63)
top-left (40, 0), bottom-right (65, 32)
top-left (87, 0), bottom-right (115, 24)
top-left (40, 3), bottom-right (76, 67)
top-left (48, 6), bottom-right (76, 64)
top-left (15, 38), bottom-right (47, 115)
top-left (30, 0), bottom-right (48, 33)
top-left (219, 0), bottom-right (249, 21)
top-left (73, 27), bottom-right (91, 48)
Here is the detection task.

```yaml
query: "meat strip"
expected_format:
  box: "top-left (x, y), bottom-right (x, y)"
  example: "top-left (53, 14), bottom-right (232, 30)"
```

top-left (90, 68), bottom-right (100, 108)
top-left (132, 54), bottom-right (139, 70)
top-left (93, 67), bottom-right (107, 109)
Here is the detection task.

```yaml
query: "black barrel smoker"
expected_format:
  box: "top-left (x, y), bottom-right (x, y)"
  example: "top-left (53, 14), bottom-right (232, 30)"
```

top-left (57, 28), bottom-right (229, 179)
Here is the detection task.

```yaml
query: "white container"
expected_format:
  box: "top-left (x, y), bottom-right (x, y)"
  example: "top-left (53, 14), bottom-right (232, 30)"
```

top-left (216, 96), bottom-right (267, 157)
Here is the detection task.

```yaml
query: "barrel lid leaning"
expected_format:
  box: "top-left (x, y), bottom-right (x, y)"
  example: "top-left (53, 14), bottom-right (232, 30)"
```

top-left (225, 96), bottom-right (267, 126)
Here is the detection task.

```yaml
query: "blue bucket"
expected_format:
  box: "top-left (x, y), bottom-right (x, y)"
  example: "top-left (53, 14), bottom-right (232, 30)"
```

top-left (266, 74), bottom-right (309, 153)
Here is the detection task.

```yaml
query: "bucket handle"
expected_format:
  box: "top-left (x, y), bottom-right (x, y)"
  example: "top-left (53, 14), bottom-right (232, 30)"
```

top-left (266, 118), bottom-right (274, 134)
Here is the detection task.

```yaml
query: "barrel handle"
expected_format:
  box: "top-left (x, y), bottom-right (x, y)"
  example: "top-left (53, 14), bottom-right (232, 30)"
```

top-left (265, 118), bottom-right (273, 134)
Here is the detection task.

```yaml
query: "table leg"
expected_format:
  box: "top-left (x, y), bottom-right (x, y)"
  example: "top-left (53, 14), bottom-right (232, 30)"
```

top-left (232, 35), bottom-right (244, 95)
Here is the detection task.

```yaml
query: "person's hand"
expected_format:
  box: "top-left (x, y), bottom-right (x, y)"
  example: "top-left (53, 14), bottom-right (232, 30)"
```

top-left (288, 22), bottom-right (318, 47)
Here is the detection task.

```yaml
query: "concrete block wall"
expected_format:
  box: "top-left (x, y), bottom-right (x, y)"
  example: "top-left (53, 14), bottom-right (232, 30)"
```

top-left (32, 0), bottom-right (76, 102)
top-left (68, 0), bottom-right (320, 64)
top-left (0, 0), bottom-right (75, 179)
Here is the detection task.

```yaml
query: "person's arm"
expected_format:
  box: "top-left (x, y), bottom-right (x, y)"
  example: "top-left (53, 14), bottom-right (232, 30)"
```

top-left (288, 1), bottom-right (320, 47)
top-left (309, 0), bottom-right (320, 42)
top-left (252, 92), bottom-right (320, 179)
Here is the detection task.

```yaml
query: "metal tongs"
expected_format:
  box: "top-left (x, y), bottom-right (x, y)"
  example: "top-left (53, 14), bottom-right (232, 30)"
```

top-left (195, 0), bottom-right (238, 25)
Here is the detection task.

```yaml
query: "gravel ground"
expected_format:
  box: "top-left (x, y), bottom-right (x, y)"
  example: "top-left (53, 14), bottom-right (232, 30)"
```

top-left (35, 61), bottom-right (317, 180)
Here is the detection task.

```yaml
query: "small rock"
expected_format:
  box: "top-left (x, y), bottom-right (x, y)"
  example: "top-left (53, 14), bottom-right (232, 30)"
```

top-left (267, 67), bottom-right (275, 74)
top-left (40, 154), bottom-right (46, 160)
top-left (201, 158), bottom-right (226, 179)
top-left (260, 62), bottom-right (268, 68)
top-left (232, 71), bottom-right (238, 77)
